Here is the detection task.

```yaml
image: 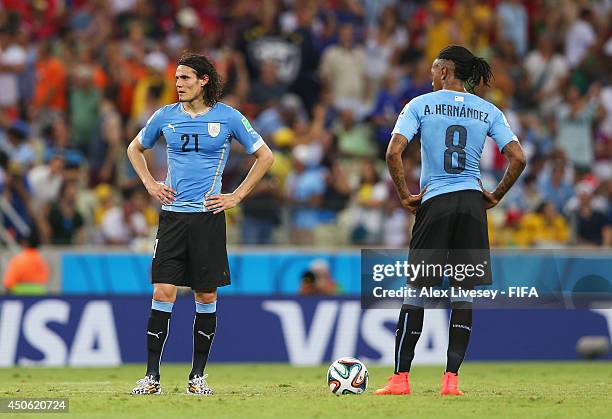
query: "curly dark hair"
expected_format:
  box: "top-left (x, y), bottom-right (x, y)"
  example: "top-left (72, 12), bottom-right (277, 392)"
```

top-left (177, 53), bottom-right (223, 107)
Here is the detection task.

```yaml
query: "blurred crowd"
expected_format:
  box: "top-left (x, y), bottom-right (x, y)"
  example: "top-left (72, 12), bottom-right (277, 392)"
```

top-left (0, 0), bottom-right (611, 249)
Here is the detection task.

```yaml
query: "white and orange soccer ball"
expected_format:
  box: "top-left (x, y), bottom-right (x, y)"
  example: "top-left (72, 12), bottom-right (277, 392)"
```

top-left (327, 357), bottom-right (368, 396)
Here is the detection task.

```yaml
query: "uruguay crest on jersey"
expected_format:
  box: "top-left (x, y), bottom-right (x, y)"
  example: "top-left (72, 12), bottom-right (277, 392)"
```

top-left (208, 122), bottom-right (221, 137)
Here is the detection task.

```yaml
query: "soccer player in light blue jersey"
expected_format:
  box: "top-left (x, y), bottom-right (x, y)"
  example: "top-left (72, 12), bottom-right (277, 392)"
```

top-left (127, 53), bottom-right (274, 395)
top-left (376, 46), bottom-right (526, 396)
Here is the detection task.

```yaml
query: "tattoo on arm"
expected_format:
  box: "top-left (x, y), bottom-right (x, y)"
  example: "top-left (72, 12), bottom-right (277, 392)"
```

top-left (493, 141), bottom-right (527, 201)
top-left (386, 134), bottom-right (410, 199)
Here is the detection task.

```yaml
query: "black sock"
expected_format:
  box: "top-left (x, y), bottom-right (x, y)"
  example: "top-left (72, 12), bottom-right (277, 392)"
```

top-left (446, 302), bottom-right (473, 374)
top-left (146, 309), bottom-right (171, 380)
top-left (394, 306), bottom-right (424, 373)
top-left (189, 312), bottom-right (217, 379)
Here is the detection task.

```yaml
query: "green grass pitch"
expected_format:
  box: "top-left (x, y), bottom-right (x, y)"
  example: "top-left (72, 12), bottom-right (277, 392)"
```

top-left (1, 362), bottom-right (610, 418)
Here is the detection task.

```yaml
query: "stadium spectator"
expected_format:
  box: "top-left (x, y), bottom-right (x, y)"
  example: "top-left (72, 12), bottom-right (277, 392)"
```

top-left (240, 172), bottom-right (281, 245)
top-left (348, 160), bottom-right (388, 245)
top-left (455, 0), bottom-right (494, 54)
top-left (514, 201), bottom-right (570, 247)
top-left (0, 26), bottom-right (27, 116)
top-left (570, 182), bottom-right (609, 246)
top-left (287, 4), bottom-right (321, 114)
top-left (319, 22), bottom-right (368, 117)
top-left (91, 95), bottom-right (122, 185)
top-left (26, 153), bottom-right (64, 212)
top-left (249, 60), bottom-right (288, 113)
top-left (402, 60), bottom-right (433, 103)
top-left (506, 173), bottom-right (543, 213)
top-left (523, 33), bottom-right (569, 116)
top-left (555, 84), bottom-right (601, 172)
top-left (496, 0), bottom-right (528, 57)
top-left (382, 198), bottom-right (411, 247)
top-left (131, 51), bottom-right (174, 123)
top-left (100, 187), bottom-right (150, 246)
top-left (594, 85), bottom-right (612, 180)
top-left (1, 160), bottom-right (35, 241)
top-left (539, 161), bottom-right (575, 213)
top-left (285, 144), bottom-right (326, 245)
top-left (69, 63), bottom-right (101, 158)
top-left (93, 183), bottom-right (115, 227)
top-left (320, 159), bottom-right (351, 224)
top-left (299, 258), bottom-right (337, 295)
top-left (370, 70), bottom-right (405, 158)
top-left (334, 105), bottom-right (375, 157)
top-left (31, 41), bottom-right (67, 120)
top-left (43, 116), bottom-right (85, 168)
top-left (2, 229), bottom-right (49, 295)
top-left (565, 8), bottom-right (597, 69)
top-left (424, 1), bottom-right (458, 63)
top-left (299, 270), bottom-right (317, 295)
top-left (364, 5), bottom-right (405, 96)
top-left (0, 120), bottom-right (34, 169)
top-left (488, 207), bottom-right (522, 248)
top-left (44, 180), bottom-right (85, 245)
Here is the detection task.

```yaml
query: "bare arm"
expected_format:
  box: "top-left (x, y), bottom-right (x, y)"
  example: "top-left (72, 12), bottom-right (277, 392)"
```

top-left (205, 143), bottom-right (274, 214)
top-left (126, 137), bottom-right (176, 205)
top-left (482, 140), bottom-right (527, 209)
top-left (386, 133), bottom-right (411, 199)
top-left (386, 133), bottom-right (425, 213)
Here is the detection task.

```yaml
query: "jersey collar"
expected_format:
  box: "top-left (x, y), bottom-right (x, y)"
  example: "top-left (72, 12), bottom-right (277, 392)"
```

top-left (179, 103), bottom-right (214, 118)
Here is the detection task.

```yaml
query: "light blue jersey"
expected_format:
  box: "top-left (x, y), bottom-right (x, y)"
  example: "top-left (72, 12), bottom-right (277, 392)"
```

top-left (138, 102), bottom-right (265, 212)
top-left (392, 90), bottom-right (517, 202)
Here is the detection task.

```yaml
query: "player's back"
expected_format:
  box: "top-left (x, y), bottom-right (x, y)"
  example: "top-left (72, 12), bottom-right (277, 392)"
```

top-left (393, 90), bottom-right (516, 202)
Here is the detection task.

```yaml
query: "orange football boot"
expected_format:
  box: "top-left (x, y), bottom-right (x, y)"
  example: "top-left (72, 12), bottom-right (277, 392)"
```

top-left (374, 372), bottom-right (411, 395)
top-left (440, 372), bottom-right (464, 396)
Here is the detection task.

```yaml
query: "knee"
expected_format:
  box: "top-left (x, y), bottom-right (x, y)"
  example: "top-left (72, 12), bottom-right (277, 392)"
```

top-left (194, 289), bottom-right (217, 304)
top-left (153, 286), bottom-right (176, 303)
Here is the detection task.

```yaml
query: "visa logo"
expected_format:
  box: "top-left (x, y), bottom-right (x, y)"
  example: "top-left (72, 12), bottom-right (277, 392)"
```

top-left (0, 300), bottom-right (121, 366)
top-left (262, 300), bottom-right (448, 365)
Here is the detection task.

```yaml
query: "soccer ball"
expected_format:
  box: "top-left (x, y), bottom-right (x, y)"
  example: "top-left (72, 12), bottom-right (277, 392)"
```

top-left (327, 357), bottom-right (368, 395)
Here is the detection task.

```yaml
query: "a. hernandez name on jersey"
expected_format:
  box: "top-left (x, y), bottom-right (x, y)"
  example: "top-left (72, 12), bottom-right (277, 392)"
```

top-left (392, 90), bottom-right (517, 202)
top-left (138, 102), bottom-right (265, 212)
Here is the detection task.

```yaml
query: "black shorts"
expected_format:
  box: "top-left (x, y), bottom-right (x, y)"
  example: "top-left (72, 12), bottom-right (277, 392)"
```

top-left (151, 210), bottom-right (230, 290)
top-left (408, 190), bottom-right (492, 288)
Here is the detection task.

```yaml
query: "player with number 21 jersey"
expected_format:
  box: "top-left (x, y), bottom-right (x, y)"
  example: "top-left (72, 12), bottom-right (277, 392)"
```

top-left (139, 102), bottom-right (264, 212)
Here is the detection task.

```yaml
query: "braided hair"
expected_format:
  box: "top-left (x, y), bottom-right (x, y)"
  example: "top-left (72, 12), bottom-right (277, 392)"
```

top-left (437, 45), bottom-right (493, 93)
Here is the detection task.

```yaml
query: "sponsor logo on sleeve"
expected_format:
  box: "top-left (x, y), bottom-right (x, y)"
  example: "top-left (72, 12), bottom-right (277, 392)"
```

top-left (241, 117), bottom-right (254, 132)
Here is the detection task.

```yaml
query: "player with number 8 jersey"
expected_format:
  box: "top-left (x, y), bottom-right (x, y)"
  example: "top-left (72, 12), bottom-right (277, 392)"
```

top-left (392, 77), bottom-right (517, 204)
top-left (376, 45), bottom-right (526, 397)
